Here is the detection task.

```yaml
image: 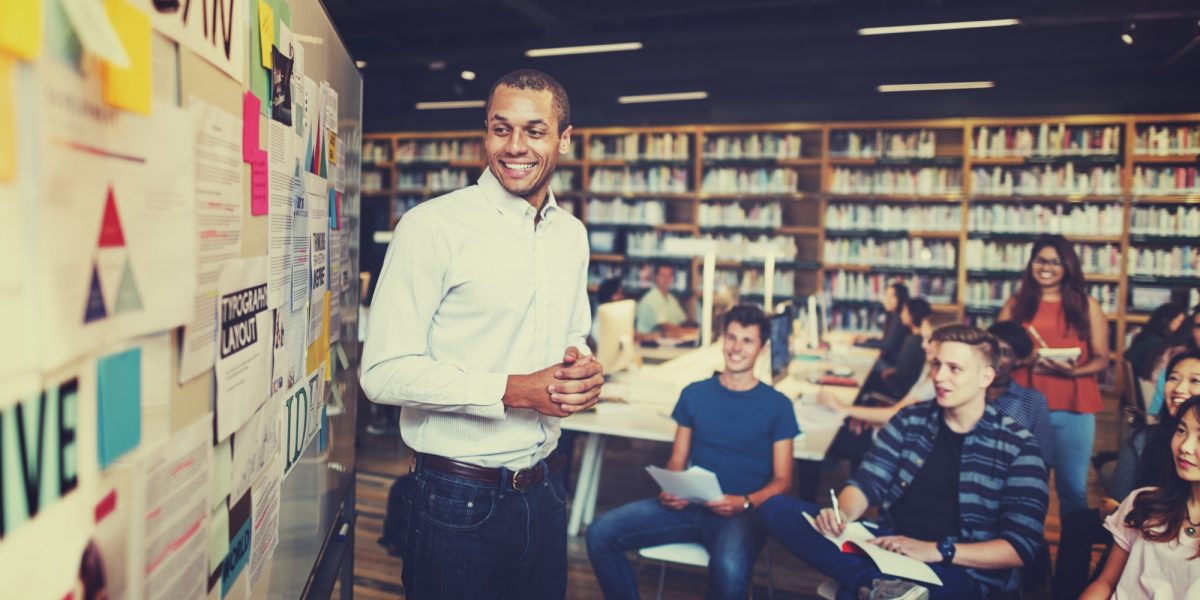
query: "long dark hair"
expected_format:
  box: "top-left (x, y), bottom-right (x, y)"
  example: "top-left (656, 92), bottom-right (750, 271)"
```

top-left (1135, 351), bottom-right (1200, 486)
top-left (1010, 235), bottom-right (1091, 343)
top-left (1150, 305), bottom-right (1200, 370)
top-left (1125, 394), bottom-right (1200, 557)
top-left (882, 282), bottom-right (910, 333)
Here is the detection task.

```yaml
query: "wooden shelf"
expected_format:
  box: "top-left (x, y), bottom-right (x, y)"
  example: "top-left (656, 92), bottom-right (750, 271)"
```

top-left (969, 156), bottom-right (1026, 166)
top-left (656, 223), bottom-right (699, 233)
top-left (778, 225), bottom-right (822, 235)
top-left (1084, 273), bottom-right (1121, 283)
top-left (590, 254), bottom-right (625, 263)
top-left (1125, 313), bottom-right (1151, 325)
top-left (827, 157), bottom-right (879, 166)
top-left (823, 264), bottom-right (872, 271)
top-left (970, 194), bottom-right (1124, 203)
top-left (699, 192), bottom-right (815, 201)
top-left (1130, 195), bottom-right (1200, 204)
top-left (1131, 153), bottom-right (1200, 163)
top-left (586, 191), bottom-right (696, 200)
top-left (1065, 234), bottom-right (1123, 243)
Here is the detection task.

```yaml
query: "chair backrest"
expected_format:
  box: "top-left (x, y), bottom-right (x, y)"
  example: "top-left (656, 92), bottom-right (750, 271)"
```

top-left (1118, 359), bottom-right (1146, 446)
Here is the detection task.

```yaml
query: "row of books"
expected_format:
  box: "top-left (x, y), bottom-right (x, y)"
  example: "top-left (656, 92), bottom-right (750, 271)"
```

top-left (1129, 206), bottom-right (1200, 236)
top-left (965, 280), bottom-right (1119, 314)
top-left (586, 198), bottom-right (668, 225)
top-left (364, 141), bottom-right (390, 165)
top-left (363, 171), bottom-right (386, 194)
top-left (829, 129), bottom-right (940, 159)
top-left (963, 240), bottom-right (1122, 275)
top-left (1134, 125), bottom-right (1200, 156)
top-left (698, 201), bottom-right (782, 229)
top-left (551, 171), bottom-right (577, 192)
top-left (700, 168), bottom-right (800, 194)
top-left (824, 203), bottom-right (961, 232)
top-left (823, 238), bottom-right (957, 269)
top-left (829, 167), bottom-right (963, 196)
top-left (395, 139), bottom-right (483, 163)
top-left (589, 133), bottom-right (691, 161)
top-left (715, 269), bottom-right (796, 296)
top-left (589, 166), bottom-right (691, 193)
top-left (966, 203), bottom-right (1124, 236)
top-left (624, 231), bottom-right (800, 261)
top-left (825, 271), bottom-right (956, 305)
top-left (394, 169), bottom-right (473, 192)
top-left (1131, 166), bottom-right (1200, 195)
top-left (703, 133), bottom-right (804, 160)
top-left (971, 124), bottom-right (1122, 158)
top-left (828, 305), bottom-right (884, 335)
top-left (1127, 246), bottom-right (1200, 278)
top-left (587, 263), bottom-right (691, 293)
top-left (971, 165), bottom-right (1121, 196)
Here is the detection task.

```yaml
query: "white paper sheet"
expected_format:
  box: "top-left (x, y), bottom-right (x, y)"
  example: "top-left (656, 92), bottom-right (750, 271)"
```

top-left (305, 173), bottom-right (328, 343)
top-left (801, 513), bottom-right (944, 587)
top-left (59, 0), bottom-right (131, 67)
top-left (281, 369), bottom-right (324, 477)
top-left (246, 464), bottom-right (281, 595)
top-left (267, 120), bottom-right (296, 309)
top-left (231, 399), bottom-right (282, 502)
top-left (34, 64), bottom-right (197, 372)
top-left (644, 465), bottom-right (724, 503)
top-left (215, 257), bottom-right (271, 441)
top-left (180, 98), bottom-right (244, 384)
top-left (150, 0), bottom-right (247, 83)
top-left (290, 175), bottom-right (310, 311)
top-left (138, 415), bottom-right (213, 600)
top-left (139, 332), bottom-right (173, 445)
top-left (0, 169), bottom-right (35, 381)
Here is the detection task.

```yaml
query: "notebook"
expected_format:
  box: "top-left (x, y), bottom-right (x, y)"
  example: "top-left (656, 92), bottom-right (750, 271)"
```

top-left (802, 513), bottom-right (944, 587)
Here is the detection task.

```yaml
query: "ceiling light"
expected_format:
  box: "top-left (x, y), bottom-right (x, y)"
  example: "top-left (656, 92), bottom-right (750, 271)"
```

top-left (858, 18), bottom-right (1020, 36)
top-left (877, 81), bottom-right (995, 92)
top-left (526, 42), bottom-right (643, 58)
top-left (461, 70), bottom-right (476, 81)
top-left (617, 91), bottom-right (708, 104)
top-left (414, 100), bottom-right (486, 110)
top-left (354, 60), bottom-right (367, 69)
top-left (1121, 22), bottom-right (1136, 45)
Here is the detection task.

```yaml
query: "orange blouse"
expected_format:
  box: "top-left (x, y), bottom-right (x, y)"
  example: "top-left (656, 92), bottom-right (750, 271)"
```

top-left (1013, 298), bottom-right (1103, 414)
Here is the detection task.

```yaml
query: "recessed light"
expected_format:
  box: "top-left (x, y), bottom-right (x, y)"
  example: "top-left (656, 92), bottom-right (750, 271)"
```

top-left (1121, 22), bottom-right (1136, 45)
top-left (877, 81), bottom-right (995, 92)
top-left (461, 70), bottom-right (476, 81)
top-left (415, 100), bottom-right (486, 110)
top-left (526, 42), bottom-right (643, 58)
top-left (858, 18), bottom-right (1020, 36)
top-left (355, 60), bottom-right (367, 69)
top-left (617, 91), bottom-right (708, 104)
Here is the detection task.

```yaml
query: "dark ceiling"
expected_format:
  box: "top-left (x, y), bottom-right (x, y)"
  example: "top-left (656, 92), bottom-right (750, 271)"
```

top-left (323, 0), bottom-right (1200, 133)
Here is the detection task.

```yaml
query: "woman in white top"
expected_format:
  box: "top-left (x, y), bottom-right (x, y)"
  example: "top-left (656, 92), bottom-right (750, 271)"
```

top-left (1082, 394), bottom-right (1200, 599)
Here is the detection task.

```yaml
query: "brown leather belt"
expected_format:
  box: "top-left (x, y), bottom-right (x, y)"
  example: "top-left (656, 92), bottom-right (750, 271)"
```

top-left (417, 452), bottom-right (566, 492)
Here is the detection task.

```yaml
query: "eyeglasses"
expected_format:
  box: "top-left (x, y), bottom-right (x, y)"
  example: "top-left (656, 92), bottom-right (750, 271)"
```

top-left (1032, 257), bottom-right (1063, 268)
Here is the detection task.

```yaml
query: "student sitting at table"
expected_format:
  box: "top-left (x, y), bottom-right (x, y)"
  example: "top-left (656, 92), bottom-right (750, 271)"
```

top-left (635, 263), bottom-right (698, 340)
top-left (762, 325), bottom-right (1049, 599)
top-left (856, 282), bottom-right (911, 370)
top-left (586, 304), bottom-right (799, 600)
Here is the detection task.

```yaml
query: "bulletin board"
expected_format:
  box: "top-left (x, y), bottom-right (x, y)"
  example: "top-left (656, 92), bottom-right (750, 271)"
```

top-left (0, 0), bottom-right (363, 598)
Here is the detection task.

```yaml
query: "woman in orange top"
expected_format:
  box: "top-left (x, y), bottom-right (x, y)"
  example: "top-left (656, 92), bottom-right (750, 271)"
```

top-left (1000, 235), bottom-right (1109, 518)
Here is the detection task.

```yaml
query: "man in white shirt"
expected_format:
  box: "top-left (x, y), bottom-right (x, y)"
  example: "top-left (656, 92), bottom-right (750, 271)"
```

top-left (361, 69), bottom-right (603, 600)
top-left (635, 263), bottom-right (695, 337)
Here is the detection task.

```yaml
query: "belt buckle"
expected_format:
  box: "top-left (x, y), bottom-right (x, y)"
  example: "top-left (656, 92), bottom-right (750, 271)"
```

top-left (511, 468), bottom-right (529, 492)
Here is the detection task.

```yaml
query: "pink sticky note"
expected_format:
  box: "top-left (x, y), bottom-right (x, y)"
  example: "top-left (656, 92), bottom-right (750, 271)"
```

top-left (251, 150), bottom-right (269, 215)
top-left (243, 92), bottom-right (261, 162)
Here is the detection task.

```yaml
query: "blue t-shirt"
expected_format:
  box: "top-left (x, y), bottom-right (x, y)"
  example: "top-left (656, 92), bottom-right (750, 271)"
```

top-left (670, 376), bottom-right (801, 495)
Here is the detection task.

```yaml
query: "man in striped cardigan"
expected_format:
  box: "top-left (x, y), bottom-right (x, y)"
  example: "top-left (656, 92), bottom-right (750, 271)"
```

top-left (761, 325), bottom-right (1049, 599)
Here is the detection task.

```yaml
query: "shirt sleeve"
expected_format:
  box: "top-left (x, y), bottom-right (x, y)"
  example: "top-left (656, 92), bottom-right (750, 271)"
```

top-left (671, 388), bottom-right (695, 428)
top-left (635, 293), bottom-right (657, 334)
top-left (847, 407), bottom-right (908, 506)
top-left (1104, 489), bottom-right (1147, 552)
top-left (564, 228), bottom-right (592, 355)
top-left (359, 210), bottom-right (507, 418)
top-left (772, 396), bottom-right (801, 441)
top-left (996, 434), bottom-right (1049, 567)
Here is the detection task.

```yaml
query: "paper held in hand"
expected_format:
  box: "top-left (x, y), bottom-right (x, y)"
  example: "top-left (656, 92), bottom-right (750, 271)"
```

top-left (802, 512), bottom-right (944, 587)
top-left (645, 465), bottom-right (724, 503)
top-left (1036, 347), bottom-right (1082, 360)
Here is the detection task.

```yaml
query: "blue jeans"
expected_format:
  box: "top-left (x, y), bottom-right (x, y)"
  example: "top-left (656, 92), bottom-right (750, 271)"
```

top-left (586, 498), bottom-right (767, 600)
top-left (398, 455), bottom-right (568, 600)
top-left (759, 497), bottom-right (982, 600)
top-left (1049, 410), bottom-right (1095, 517)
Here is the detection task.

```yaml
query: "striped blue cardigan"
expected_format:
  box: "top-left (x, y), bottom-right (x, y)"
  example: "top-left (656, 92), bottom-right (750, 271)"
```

top-left (846, 401), bottom-right (1049, 595)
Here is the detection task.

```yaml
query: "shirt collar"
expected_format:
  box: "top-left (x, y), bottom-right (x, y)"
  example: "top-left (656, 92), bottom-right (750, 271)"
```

top-left (478, 167), bottom-right (559, 224)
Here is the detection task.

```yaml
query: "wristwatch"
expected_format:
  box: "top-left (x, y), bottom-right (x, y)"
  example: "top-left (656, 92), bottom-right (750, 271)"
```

top-left (742, 495), bottom-right (754, 512)
top-left (937, 537), bottom-right (957, 565)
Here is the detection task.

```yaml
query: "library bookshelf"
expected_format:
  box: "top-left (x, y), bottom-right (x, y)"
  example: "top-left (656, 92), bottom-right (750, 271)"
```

top-left (363, 114), bottom-right (1200, 388)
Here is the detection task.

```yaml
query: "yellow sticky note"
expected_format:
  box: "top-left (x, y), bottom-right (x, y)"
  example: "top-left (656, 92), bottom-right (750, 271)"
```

top-left (0, 54), bottom-right (14, 181)
top-left (100, 0), bottom-right (151, 115)
top-left (0, 0), bottom-right (42, 59)
top-left (258, 0), bottom-right (274, 69)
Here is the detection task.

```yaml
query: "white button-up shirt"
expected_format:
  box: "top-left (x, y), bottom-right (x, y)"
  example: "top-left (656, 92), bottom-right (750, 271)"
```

top-left (361, 168), bottom-right (592, 469)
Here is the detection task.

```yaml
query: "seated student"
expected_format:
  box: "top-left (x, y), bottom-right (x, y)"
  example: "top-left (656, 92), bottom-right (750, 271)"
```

top-left (762, 325), bottom-right (1049, 599)
top-left (635, 263), bottom-right (696, 339)
top-left (589, 276), bottom-right (629, 351)
top-left (877, 298), bottom-right (933, 399)
top-left (1080, 394), bottom-right (1200, 600)
top-left (1125, 303), bottom-right (1186, 380)
top-left (587, 304), bottom-right (799, 600)
top-left (857, 282), bottom-right (912, 369)
top-left (1147, 305), bottom-right (1200, 415)
top-left (1055, 350), bottom-right (1200, 598)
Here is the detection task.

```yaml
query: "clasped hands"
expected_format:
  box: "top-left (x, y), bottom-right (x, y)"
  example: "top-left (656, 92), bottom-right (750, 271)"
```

top-left (503, 346), bottom-right (604, 418)
top-left (658, 492), bottom-right (748, 516)
top-left (813, 507), bottom-right (941, 563)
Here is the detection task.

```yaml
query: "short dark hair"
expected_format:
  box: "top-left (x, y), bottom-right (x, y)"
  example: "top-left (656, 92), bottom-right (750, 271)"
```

top-left (988, 321), bottom-right (1034, 361)
top-left (723, 304), bottom-right (770, 344)
top-left (485, 69), bottom-right (571, 134)
top-left (597, 277), bottom-right (624, 304)
top-left (905, 297), bottom-right (932, 328)
top-left (931, 324), bottom-right (1000, 371)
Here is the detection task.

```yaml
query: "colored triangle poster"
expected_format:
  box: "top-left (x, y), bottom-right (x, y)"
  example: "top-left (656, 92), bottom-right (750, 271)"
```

top-left (98, 185), bottom-right (126, 248)
top-left (84, 262), bottom-right (108, 323)
top-left (114, 258), bottom-right (143, 313)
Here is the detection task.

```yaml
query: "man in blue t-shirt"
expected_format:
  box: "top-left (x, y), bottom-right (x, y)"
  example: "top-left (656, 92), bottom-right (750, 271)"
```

top-left (587, 304), bottom-right (800, 600)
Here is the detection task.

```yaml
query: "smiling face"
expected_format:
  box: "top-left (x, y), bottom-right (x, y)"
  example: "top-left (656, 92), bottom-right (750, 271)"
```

top-left (1171, 408), bottom-right (1200, 483)
top-left (931, 341), bottom-right (995, 412)
top-left (484, 85), bottom-right (571, 203)
top-left (1029, 245), bottom-right (1064, 289)
top-left (722, 320), bottom-right (764, 375)
top-left (1165, 357), bottom-right (1200, 417)
top-left (654, 265), bottom-right (675, 294)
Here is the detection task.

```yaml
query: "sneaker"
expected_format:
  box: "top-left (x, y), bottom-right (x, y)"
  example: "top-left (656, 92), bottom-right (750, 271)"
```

top-left (857, 578), bottom-right (930, 600)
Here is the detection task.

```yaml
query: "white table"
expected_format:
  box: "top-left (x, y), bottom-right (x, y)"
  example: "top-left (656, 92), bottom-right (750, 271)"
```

top-left (562, 348), bottom-right (878, 536)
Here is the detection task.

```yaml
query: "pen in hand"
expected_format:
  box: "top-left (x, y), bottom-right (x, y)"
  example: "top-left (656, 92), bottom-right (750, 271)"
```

top-left (830, 489), bottom-right (842, 526)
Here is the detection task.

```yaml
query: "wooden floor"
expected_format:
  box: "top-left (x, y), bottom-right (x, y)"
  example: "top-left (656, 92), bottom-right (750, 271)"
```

top-left (340, 395), bottom-right (1121, 599)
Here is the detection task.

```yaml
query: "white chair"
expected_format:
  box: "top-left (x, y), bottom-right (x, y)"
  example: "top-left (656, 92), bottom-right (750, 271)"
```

top-left (637, 542), bottom-right (775, 600)
top-left (816, 577), bottom-right (839, 599)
